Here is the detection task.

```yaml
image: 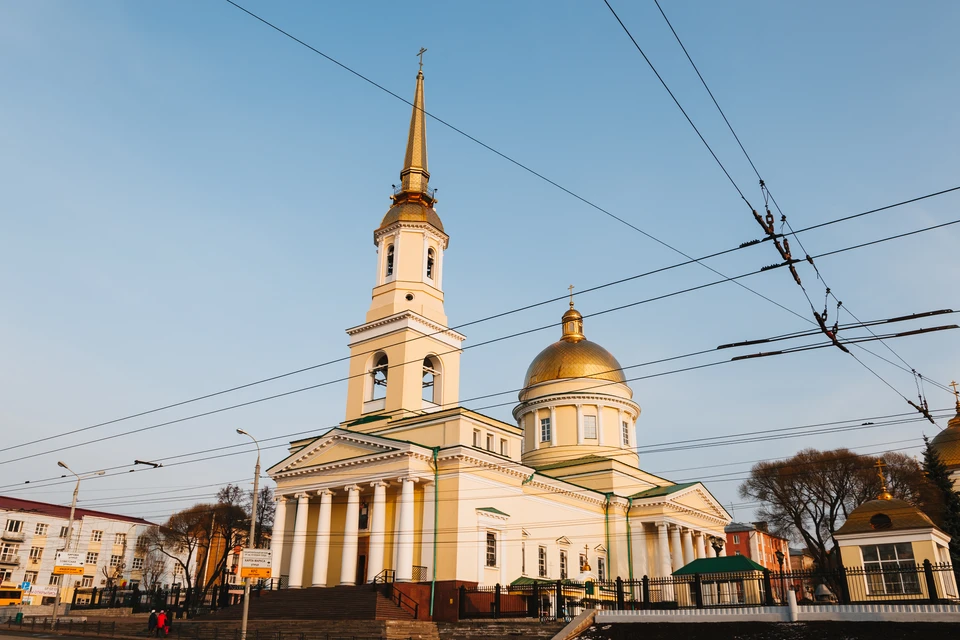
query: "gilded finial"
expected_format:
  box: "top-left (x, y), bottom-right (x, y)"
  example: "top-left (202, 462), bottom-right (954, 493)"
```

top-left (417, 47), bottom-right (427, 73)
top-left (568, 284), bottom-right (575, 309)
top-left (950, 380), bottom-right (960, 411)
top-left (874, 458), bottom-right (892, 500)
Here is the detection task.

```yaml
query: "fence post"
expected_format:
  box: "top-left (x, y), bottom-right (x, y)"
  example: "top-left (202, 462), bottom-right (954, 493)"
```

top-left (457, 585), bottom-right (466, 621)
top-left (923, 559), bottom-right (940, 603)
top-left (555, 580), bottom-right (563, 619)
top-left (838, 566), bottom-right (851, 604)
top-left (693, 574), bottom-right (703, 609)
top-left (616, 577), bottom-right (624, 611)
top-left (762, 570), bottom-right (774, 606)
top-left (532, 582), bottom-right (540, 619)
top-left (493, 584), bottom-right (501, 619)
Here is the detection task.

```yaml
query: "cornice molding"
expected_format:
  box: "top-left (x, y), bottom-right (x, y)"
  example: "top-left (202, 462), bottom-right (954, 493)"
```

top-left (512, 393), bottom-right (640, 421)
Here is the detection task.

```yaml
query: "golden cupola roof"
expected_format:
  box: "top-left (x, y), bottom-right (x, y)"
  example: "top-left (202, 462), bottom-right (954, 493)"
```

top-left (523, 301), bottom-right (626, 388)
top-left (377, 68), bottom-right (443, 240)
top-left (930, 387), bottom-right (960, 468)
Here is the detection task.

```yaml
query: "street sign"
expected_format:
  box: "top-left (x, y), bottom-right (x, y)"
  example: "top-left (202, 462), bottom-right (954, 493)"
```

top-left (240, 548), bottom-right (272, 579)
top-left (20, 581), bottom-right (31, 591)
top-left (53, 551), bottom-right (85, 575)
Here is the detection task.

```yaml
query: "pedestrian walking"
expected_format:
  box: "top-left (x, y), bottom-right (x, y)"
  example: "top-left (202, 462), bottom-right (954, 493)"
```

top-left (147, 610), bottom-right (157, 633)
top-left (163, 609), bottom-right (172, 635)
top-left (155, 610), bottom-right (166, 637)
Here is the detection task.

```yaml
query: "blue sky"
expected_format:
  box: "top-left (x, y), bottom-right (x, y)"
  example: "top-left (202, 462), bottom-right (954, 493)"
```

top-left (1, 1), bottom-right (958, 524)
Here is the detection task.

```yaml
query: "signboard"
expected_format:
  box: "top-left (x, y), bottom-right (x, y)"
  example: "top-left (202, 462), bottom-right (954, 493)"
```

top-left (53, 551), bottom-right (85, 575)
top-left (21, 581), bottom-right (31, 591)
top-left (30, 585), bottom-right (61, 598)
top-left (239, 548), bottom-right (272, 579)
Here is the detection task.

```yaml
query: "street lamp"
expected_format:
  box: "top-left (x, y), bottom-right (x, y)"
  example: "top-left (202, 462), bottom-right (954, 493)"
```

top-left (775, 549), bottom-right (786, 603)
top-left (236, 429), bottom-right (260, 640)
top-left (52, 463), bottom-right (105, 628)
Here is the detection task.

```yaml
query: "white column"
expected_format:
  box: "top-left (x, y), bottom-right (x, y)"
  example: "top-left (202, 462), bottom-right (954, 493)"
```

top-left (287, 493), bottom-right (310, 589)
top-left (422, 234), bottom-right (429, 282)
top-left (719, 539), bottom-right (727, 557)
top-left (669, 526), bottom-right (683, 572)
top-left (532, 409), bottom-right (540, 450)
top-left (419, 481), bottom-right (435, 583)
top-left (310, 490), bottom-right (333, 587)
top-left (396, 478), bottom-right (416, 582)
top-left (618, 409), bottom-right (626, 448)
top-left (437, 246), bottom-right (444, 289)
top-left (477, 527), bottom-right (486, 584)
top-left (695, 532), bottom-right (707, 559)
top-left (657, 523), bottom-right (671, 578)
top-left (596, 404), bottom-right (605, 446)
top-left (339, 485), bottom-right (361, 585)
top-left (708, 537), bottom-right (718, 558)
top-left (366, 482), bottom-right (387, 583)
top-left (499, 530), bottom-right (508, 586)
top-left (576, 404), bottom-right (584, 444)
top-left (632, 522), bottom-right (648, 578)
top-left (270, 496), bottom-right (287, 584)
top-left (681, 529), bottom-right (695, 566)
top-left (549, 406), bottom-right (557, 446)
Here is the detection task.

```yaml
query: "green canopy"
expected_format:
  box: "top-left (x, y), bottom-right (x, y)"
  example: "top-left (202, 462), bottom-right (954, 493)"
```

top-left (672, 555), bottom-right (766, 576)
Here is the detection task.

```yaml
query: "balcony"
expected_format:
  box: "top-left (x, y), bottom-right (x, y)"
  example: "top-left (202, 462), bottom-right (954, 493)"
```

top-left (1, 530), bottom-right (25, 542)
top-left (0, 554), bottom-right (21, 566)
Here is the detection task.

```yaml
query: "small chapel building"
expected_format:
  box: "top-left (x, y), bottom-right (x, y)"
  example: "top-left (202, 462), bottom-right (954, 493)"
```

top-left (265, 68), bottom-right (731, 591)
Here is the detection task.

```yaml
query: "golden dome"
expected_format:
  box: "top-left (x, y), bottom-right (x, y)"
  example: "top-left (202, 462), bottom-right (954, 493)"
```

top-left (523, 304), bottom-right (626, 388)
top-left (930, 408), bottom-right (960, 468)
top-left (377, 202), bottom-right (444, 235)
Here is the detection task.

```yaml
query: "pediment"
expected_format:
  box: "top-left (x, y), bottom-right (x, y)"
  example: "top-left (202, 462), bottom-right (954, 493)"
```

top-left (268, 430), bottom-right (402, 475)
top-left (670, 485), bottom-right (730, 520)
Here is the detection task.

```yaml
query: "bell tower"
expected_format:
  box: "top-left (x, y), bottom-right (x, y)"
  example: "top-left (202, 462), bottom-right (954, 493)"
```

top-left (343, 66), bottom-right (464, 425)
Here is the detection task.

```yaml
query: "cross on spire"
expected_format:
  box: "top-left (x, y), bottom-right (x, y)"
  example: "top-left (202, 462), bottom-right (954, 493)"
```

top-left (874, 458), bottom-right (891, 499)
top-left (951, 380), bottom-right (960, 409)
top-left (417, 47), bottom-right (427, 72)
top-left (568, 284), bottom-right (575, 309)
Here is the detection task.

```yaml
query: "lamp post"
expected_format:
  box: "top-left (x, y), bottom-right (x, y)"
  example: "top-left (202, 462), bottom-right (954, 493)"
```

top-left (236, 429), bottom-right (260, 640)
top-left (775, 549), bottom-right (786, 602)
top-left (52, 462), bottom-right (105, 628)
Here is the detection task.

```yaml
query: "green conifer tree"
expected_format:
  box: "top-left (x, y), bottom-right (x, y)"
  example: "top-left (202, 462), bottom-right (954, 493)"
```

top-left (921, 435), bottom-right (960, 562)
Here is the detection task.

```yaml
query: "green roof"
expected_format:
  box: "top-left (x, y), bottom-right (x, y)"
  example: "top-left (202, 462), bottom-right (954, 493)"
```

top-left (534, 455), bottom-right (611, 472)
top-left (477, 507), bottom-right (510, 517)
top-left (673, 555), bottom-right (767, 576)
top-left (630, 482), bottom-right (698, 499)
top-left (345, 414), bottom-right (391, 427)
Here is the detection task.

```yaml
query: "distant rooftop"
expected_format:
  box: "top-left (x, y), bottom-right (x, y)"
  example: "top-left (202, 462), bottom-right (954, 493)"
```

top-left (0, 495), bottom-right (155, 526)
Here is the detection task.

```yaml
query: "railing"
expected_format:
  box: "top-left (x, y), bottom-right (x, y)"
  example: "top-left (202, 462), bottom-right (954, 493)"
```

top-left (382, 583), bottom-right (419, 619)
top-left (457, 562), bottom-right (960, 620)
top-left (373, 569), bottom-right (396, 584)
top-left (1, 529), bottom-right (25, 542)
top-left (3, 618), bottom-right (118, 636)
top-left (411, 565), bottom-right (428, 582)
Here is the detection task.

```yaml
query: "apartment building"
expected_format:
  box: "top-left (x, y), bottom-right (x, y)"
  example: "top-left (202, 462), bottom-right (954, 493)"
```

top-left (724, 521), bottom-right (793, 573)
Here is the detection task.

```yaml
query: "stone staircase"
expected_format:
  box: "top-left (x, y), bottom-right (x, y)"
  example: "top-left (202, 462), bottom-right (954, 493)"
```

top-left (437, 620), bottom-right (566, 640)
top-left (105, 618), bottom-right (439, 640)
top-left (200, 584), bottom-right (415, 621)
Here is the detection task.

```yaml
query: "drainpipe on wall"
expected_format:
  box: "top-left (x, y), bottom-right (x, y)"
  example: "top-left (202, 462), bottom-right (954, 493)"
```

top-left (625, 498), bottom-right (634, 582)
top-left (430, 447), bottom-right (439, 616)
top-left (604, 493), bottom-right (612, 576)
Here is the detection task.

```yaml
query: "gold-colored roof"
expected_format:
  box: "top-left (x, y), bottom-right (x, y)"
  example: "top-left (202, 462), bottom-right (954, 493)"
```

top-left (835, 498), bottom-right (939, 536)
top-left (378, 202), bottom-right (444, 234)
top-left (523, 304), bottom-right (626, 387)
top-left (930, 409), bottom-right (960, 468)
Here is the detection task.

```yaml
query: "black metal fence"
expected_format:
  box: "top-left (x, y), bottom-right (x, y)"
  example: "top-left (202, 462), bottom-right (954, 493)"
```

top-left (458, 561), bottom-right (959, 620)
top-left (3, 617), bottom-right (118, 636)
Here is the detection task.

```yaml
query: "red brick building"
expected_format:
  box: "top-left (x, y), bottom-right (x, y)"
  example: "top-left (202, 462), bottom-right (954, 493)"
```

top-left (724, 522), bottom-right (792, 572)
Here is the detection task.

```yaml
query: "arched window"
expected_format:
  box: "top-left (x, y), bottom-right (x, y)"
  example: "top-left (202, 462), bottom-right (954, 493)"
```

top-left (426, 247), bottom-right (435, 280)
top-left (370, 353), bottom-right (388, 401)
top-left (422, 355), bottom-right (442, 405)
top-left (385, 245), bottom-right (395, 278)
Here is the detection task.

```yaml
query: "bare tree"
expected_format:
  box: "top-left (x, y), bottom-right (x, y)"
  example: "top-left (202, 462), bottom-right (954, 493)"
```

top-left (251, 486), bottom-right (275, 549)
top-left (142, 550), bottom-right (168, 591)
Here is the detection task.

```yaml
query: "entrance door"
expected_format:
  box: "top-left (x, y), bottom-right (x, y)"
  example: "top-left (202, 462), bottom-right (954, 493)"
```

top-left (357, 537), bottom-right (369, 584)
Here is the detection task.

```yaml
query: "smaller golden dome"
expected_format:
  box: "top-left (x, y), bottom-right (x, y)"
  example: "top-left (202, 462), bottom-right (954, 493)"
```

top-left (835, 498), bottom-right (938, 536)
top-left (930, 409), bottom-right (960, 468)
top-left (377, 202), bottom-right (444, 235)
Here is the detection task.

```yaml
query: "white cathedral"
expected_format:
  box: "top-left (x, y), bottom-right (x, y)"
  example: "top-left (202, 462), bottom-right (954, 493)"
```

top-left (266, 69), bottom-right (732, 591)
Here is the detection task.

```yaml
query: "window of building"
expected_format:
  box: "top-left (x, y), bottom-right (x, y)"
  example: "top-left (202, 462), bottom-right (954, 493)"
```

top-left (597, 557), bottom-right (606, 582)
top-left (48, 574), bottom-right (62, 586)
top-left (583, 415), bottom-right (597, 440)
top-left (0, 569), bottom-right (11, 584)
top-left (110, 555), bottom-right (123, 568)
top-left (486, 434), bottom-right (494, 452)
top-left (4, 520), bottom-right (23, 533)
top-left (560, 551), bottom-right (568, 579)
top-left (426, 248), bottom-right (435, 280)
top-left (485, 532), bottom-right (497, 567)
top-left (385, 244), bottom-right (395, 278)
top-left (473, 429), bottom-right (481, 447)
top-left (733, 535), bottom-right (740, 544)
top-left (131, 557), bottom-right (144, 571)
top-left (29, 547), bottom-right (43, 562)
top-left (86, 552), bottom-right (99, 565)
top-left (422, 355), bottom-right (442, 404)
top-left (500, 439), bottom-right (508, 456)
top-left (59, 526), bottom-right (69, 538)
top-left (0, 543), bottom-right (20, 561)
top-left (135, 537), bottom-right (147, 552)
top-left (91, 531), bottom-right (103, 542)
top-left (80, 575), bottom-right (94, 588)
top-left (369, 353), bottom-right (389, 402)
top-left (538, 546), bottom-right (547, 577)
top-left (35, 523), bottom-right (48, 536)
top-left (359, 501), bottom-right (369, 530)
top-left (861, 543), bottom-right (921, 595)
top-left (621, 421), bottom-right (630, 446)
top-left (540, 418), bottom-right (552, 443)
top-left (24, 571), bottom-right (38, 584)
top-left (115, 533), bottom-right (126, 546)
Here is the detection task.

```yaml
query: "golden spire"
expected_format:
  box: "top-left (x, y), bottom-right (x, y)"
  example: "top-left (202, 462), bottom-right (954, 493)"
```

top-left (951, 380), bottom-right (960, 412)
top-left (560, 291), bottom-right (585, 344)
top-left (874, 458), bottom-right (893, 501)
top-left (398, 51), bottom-right (430, 198)
top-left (568, 284), bottom-right (575, 309)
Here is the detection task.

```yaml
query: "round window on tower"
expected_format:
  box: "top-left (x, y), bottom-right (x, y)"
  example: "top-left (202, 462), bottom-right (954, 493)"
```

top-left (405, 293), bottom-right (415, 301)
top-left (869, 513), bottom-right (892, 530)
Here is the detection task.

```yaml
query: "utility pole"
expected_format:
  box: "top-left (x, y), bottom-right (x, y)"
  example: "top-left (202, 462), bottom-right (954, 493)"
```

top-left (236, 430), bottom-right (261, 640)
